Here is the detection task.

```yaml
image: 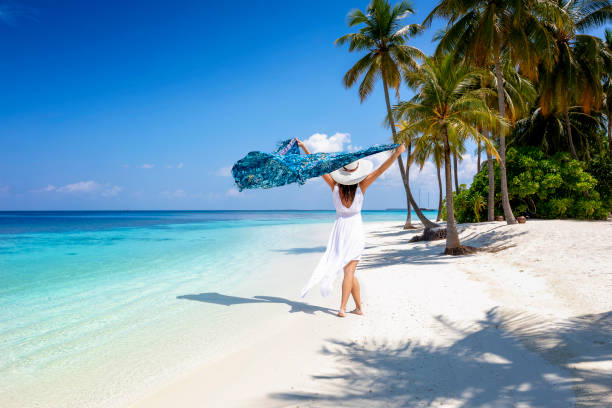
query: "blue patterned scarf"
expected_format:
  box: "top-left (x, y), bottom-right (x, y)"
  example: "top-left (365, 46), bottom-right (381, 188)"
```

top-left (232, 138), bottom-right (399, 190)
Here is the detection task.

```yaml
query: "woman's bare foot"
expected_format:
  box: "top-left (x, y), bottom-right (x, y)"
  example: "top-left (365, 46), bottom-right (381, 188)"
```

top-left (337, 309), bottom-right (346, 317)
top-left (349, 308), bottom-right (363, 316)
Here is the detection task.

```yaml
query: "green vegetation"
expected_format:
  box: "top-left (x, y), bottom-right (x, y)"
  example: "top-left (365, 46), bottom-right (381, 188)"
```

top-left (336, 0), bottom-right (612, 254)
top-left (450, 147), bottom-right (611, 222)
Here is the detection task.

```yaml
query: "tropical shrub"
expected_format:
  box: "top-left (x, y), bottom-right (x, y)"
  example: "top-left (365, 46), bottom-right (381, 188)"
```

top-left (586, 157), bottom-right (612, 211)
top-left (449, 147), bottom-right (611, 222)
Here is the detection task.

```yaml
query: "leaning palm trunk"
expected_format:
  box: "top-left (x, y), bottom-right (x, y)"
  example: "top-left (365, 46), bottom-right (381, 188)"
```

top-left (487, 145), bottom-right (495, 222)
top-left (494, 52), bottom-right (517, 225)
top-left (403, 142), bottom-right (415, 229)
top-left (382, 77), bottom-right (438, 229)
top-left (453, 152), bottom-right (459, 193)
top-left (442, 126), bottom-right (461, 253)
top-left (436, 161), bottom-right (443, 222)
top-left (564, 107), bottom-right (578, 159)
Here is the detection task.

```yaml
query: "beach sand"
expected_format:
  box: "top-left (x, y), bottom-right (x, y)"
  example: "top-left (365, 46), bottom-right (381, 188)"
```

top-left (133, 219), bottom-right (612, 407)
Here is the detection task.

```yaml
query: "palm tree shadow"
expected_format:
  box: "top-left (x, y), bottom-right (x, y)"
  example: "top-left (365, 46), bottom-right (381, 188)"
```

top-left (269, 307), bottom-right (612, 407)
top-left (177, 292), bottom-right (336, 316)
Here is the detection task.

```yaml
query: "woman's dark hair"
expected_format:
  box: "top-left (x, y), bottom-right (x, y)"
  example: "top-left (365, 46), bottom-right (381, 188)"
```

top-left (338, 183), bottom-right (358, 207)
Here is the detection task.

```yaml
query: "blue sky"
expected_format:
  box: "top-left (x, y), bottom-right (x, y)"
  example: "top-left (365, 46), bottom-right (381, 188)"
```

top-left (0, 1), bottom-right (607, 210)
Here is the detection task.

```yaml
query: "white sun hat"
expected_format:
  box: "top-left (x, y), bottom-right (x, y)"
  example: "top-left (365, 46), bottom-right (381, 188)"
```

top-left (330, 159), bottom-right (374, 185)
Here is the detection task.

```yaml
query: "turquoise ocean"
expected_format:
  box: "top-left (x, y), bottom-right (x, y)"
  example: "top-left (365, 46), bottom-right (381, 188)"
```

top-left (0, 210), bottom-right (435, 407)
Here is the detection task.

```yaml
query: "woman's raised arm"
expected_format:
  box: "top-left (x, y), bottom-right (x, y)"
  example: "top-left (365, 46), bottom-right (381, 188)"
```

top-left (296, 139), bottom-right (336, 190)
top-left (359, 144), bottom-right (406, 194)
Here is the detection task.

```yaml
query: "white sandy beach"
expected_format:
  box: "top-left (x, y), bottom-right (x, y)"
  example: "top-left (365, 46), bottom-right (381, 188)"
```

top-left (133, 219), bottom-right (612, 408)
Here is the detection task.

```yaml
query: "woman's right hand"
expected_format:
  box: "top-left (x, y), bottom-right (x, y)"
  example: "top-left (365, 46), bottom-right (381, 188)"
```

top-left (296, 139), bottom-right (312, 155)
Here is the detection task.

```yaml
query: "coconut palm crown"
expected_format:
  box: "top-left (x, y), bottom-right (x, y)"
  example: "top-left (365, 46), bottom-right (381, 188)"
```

top-left (336, 0), bottom-right (424, 101)
top-left (394, 55), bottom-right (504, 254)
top-left (424, 0), bottom-right (566, 225)
top-left (538, 0), bottom-right (612, 159)
top-left (335, 0), bottom-right (438, 229)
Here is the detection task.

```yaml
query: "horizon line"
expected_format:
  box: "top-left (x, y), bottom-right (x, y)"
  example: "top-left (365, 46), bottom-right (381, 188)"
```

top-left (0, 208), bottom-right (436, 213)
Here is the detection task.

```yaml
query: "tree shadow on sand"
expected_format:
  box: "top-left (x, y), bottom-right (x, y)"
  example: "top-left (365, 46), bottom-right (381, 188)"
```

top-left (177, 292), bottom-right (336, 316)
top-left (270, 307), bottom-right (612, 407)
top-left (359, 224), bottom-right (529, 269)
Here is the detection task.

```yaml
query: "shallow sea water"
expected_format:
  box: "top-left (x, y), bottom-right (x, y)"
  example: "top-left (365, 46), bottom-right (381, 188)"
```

top-left (0, 210), bottom-right (432, 407)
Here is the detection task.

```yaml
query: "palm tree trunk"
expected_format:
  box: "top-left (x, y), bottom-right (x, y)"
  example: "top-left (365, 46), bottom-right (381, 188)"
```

top-left (564, 106), bottom-right (578, 159)
top-left (442, 126), bottom-right (461, 253)
top-left (585, 137), bottom-right (591, 162)
top-left (453, 152), bottom-right (459, 193)
top-left (382, 77), bottom-right (438, 229)
top-left (487, 144), bottom-right (495, 222)
top-left (477, 140), bottom-right (481, 173)
top-left (436, 161), bottom-right (443, 222)
top-left (404, 142), bottom-right (414, 228)
top-left (608, 108), bottom-right (612, 159)
top-left (494, 51), bottom-right (517, 225)
top-left (486, 133), bottom-right (495, 221)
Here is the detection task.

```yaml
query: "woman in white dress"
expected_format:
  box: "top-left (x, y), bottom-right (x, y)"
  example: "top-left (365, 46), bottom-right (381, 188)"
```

top-left (296, 140), bottom-right (406, 317)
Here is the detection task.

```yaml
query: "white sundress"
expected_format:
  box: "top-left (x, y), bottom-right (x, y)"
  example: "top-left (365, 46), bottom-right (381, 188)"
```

top-left (300, 185), bottom-right (365, 297)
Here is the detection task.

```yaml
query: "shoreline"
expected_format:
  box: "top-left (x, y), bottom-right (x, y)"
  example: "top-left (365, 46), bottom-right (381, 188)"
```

top-left (133, 219), bottom-right (612, 407)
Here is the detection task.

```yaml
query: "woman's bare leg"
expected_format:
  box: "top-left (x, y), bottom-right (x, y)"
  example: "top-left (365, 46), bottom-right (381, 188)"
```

top-left (350, 276), bottom-right (363, 315)
top-left (338, 260), bottom-right (358, 317)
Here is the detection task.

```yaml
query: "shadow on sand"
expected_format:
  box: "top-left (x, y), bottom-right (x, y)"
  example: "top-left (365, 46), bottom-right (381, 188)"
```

top-left (359, 223), bottom-right (529, 269)
top-left (270, 308), bottom-right (612, 407)
top-left (177, 292), bottom-right (336, 316)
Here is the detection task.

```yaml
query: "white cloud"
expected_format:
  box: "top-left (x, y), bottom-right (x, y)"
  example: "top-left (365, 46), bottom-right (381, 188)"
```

top-left (457, 153), bottom-right (478, 186)
top-left (177, 162), bottom-right (184, 169)
top-left (32, 181), bottom-right (123, 197)
top-left (303, 132), bottom-right (353, 153)
top-left (121, 164), bottom-right (130, 168)
top-left (369, 151), bottom-right (402, 186)
top-left (214, 165), bottom-right (232, 177)
top-left (165, 164), bottom-right (173, 169)
top-left (30, 184), bottom-right (57, 193)
top-left (141, 164), bottom-right (154, 169)
top-left (57, 180), bottom-right (100, 193)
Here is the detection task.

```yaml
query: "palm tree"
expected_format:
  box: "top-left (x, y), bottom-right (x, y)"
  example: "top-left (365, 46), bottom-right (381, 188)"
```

top-left (395, 55), bottom-right (503, 254)
top-left (452, 145), bottom-right (465, 193)
top-left (512, 105), bottom-right (607, 159)
top-left (425, 0), bottom-right (561, 225)
top-left (485, 131), bottom-right (496, 221)
top-left (399, 119), bottom-right (446, 221)
top-left (600, 29), bottom-right (612, 159)
top-left (436, 158), bottom-right (444, 221)
top-left (336, 0), bottom-right (439, 230)
top-left (473, 195), bottom-right (486, 222)
top-left (479, 59), bottom-right (536, 220)
top-left (538, 1), bottom-right (611, 159)
top-left (476, 138), bottom-right (482, 173)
